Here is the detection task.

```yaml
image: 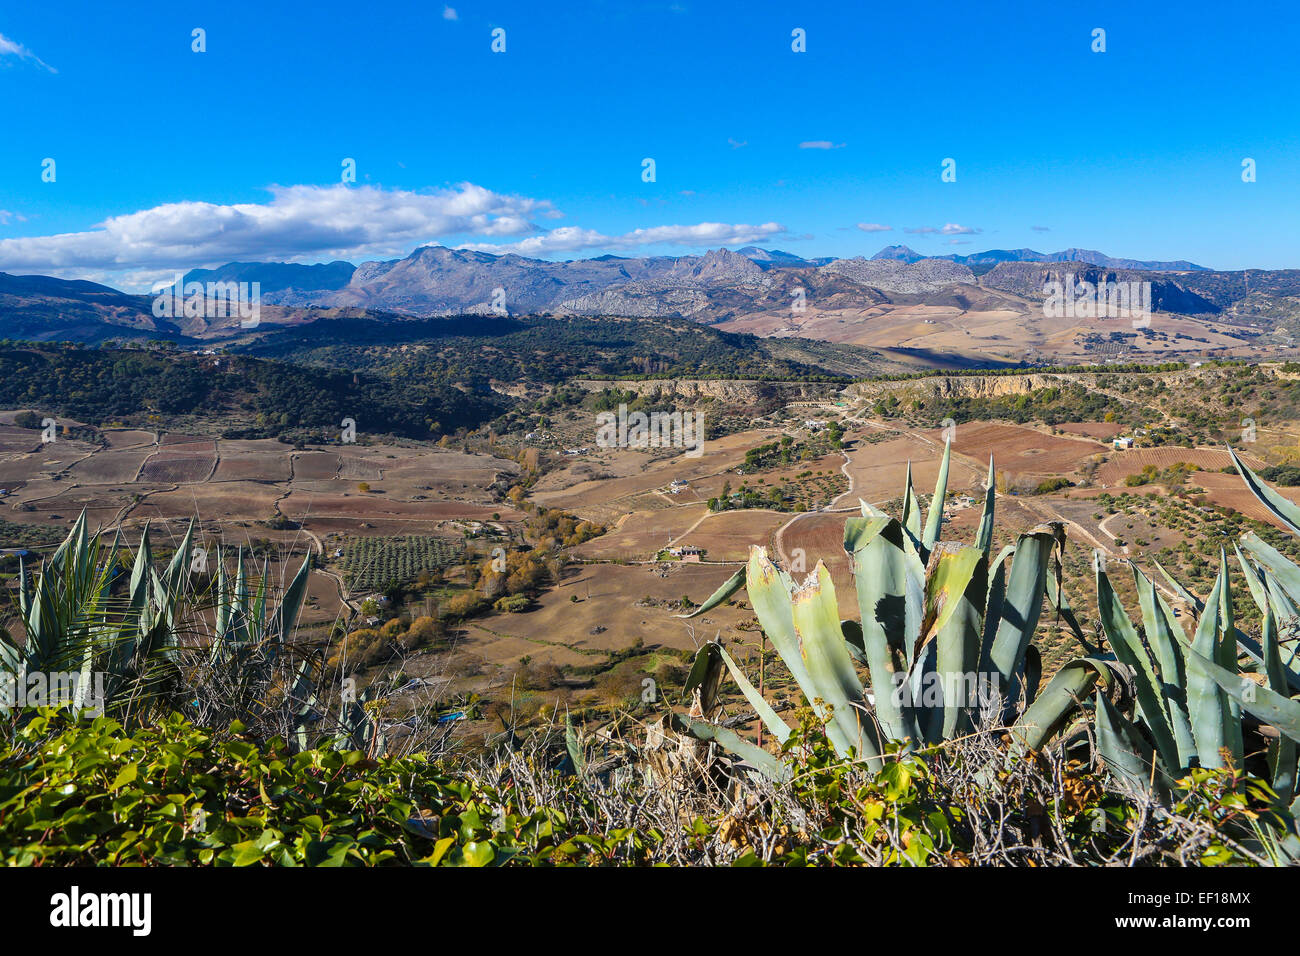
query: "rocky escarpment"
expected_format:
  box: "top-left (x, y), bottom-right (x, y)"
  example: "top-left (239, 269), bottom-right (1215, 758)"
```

top-left (981, 263), bottom-right (1221, 315)
top-left (818, 257), bottom-right (976, 293)
top-left (571, 377), bottom-right (845, 405)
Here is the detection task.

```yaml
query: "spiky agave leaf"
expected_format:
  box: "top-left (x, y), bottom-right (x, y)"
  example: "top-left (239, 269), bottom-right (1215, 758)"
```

top-left (921, 438), bottom-right (952, 552)
top-left (1010, 658), bottom-right (1119, 751)
top-left (980, 525), bottom-right (1059, 721)
top-left (1183, 567), bottom-right (1235, 768)
top-left (919, 542), bottom-right (986, 742)
top-left (1095, 554), bottom-right (1184, 775)
top-left (1130, 562), bottom-right (1197, 769)
top-left (1230, 445), bottom-right (1300, 536)
top-left (676, 566), bottom-right (745, 619)
top-left (1094, 688), bottom-right (1170, 802)
top-left (975, 455), bottom-right (996, 555)
top-left (744, 547), bottom-right (816, 699)
top-left (844, 515), bottom-right (922, 743)
top-left (791, 561), bottom-right (880, 764)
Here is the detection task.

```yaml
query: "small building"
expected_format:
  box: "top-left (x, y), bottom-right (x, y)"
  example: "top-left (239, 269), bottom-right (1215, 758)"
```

top-left (1113, 437), bottom-right (1135, 450)
top-left (667, 545), bottom-right (704, 562)
top-left (668, 479), bottom-right (689, 494)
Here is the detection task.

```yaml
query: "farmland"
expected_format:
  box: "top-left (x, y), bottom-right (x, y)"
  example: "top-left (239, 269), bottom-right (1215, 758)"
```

top-left (10, 360), bottom-right (1300, 740)
top-left (338, 535), bottom-right (465, 591)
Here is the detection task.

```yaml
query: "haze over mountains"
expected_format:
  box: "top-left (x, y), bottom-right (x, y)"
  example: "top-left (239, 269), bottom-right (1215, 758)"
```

top-left (2, 244), bottom-right (1298, 348)
top-left (869, 244), bottom-right (1208, 272)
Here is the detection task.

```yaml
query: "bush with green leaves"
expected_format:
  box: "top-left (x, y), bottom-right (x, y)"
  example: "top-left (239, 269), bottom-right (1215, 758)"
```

top-left (0, 710), bottom-right (637, 867)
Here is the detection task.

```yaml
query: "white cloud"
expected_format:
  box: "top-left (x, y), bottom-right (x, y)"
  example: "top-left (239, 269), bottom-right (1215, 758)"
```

top-left (905, 223), bottom-right (982, 236)
top-left (442, 6), bottom-right (458, 20)
top-left (0, 183), bottom-right (787, 289)
top-left (0, 183), bottom-right (555, 285)
top-left (728, 138), bottom-right (748, 149)
top-left (799, 141), bottom-right (845, 150)
top-left (856, 223), bottom-right (892, 233)
top-left (0, 32), bottom-right (55, 72)
top-left (1032, 225), bottom-right (1050, 232)
top-left (460, 221), bottom-right (786, 256)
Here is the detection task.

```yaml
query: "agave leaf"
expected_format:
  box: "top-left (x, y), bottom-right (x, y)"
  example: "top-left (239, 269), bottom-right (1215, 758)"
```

top-left (674, 714), bottom-right (791, 782)
top-left (48, 510), bottom-right (86, 572)
top-left (16, 554), bottom-right (30, 622)
top-left (858, 498), bottom-right (888, 519)
top-left (212, 546), bottom-right (231, 664)
top-left (269, 554), bottom-right (313, 653)
top-left (1263, 568), bottom-right (1300, 632)
top-left (1011, 658), bottom-right (1112, 751)
top-left (919, 543), bottom-right (986, 741)
top-left (564, 712), bottom-right (586, 777)
top-left (1184, 568), bottom-right (1230, 768)
top-left (982, 527), bottom-right (1057, 718)
top-left (1186, 643), bottom-right (1300, 745)
top-left (1131, 563), bottom-right (1196, 769)
top-left (1096, 558), bottom-right (1183, 774)
top-left (981, 544), bottom-right (1014, 666)
top-left (683, 642), bottom-right (726, 715)
top-left (1215, 549), bottom-right (1244, 765)
top-left (921, 438), bottom-right (952, 551)
top-left (791, 561), bottom-right (878, 763)
top-left (845, 515), bottom-right (921, 742)
top-left (900, 462), bottom-right (924, 562)
top-left (0, 632), bottom-right (20, 675)
top-left (1153, 557), bottom-right (1202, 608)
top-left (744, 547), bottom-right (815, 701)
top-left (717, 644), bottom-right (793, 744)
top-left (161, 521), bottom-right (194, 607)
top-left (1238, 532), bottom-right (1300, 610)
top-left (677, 566), bottom-right (745, 619)
top-left (1235, 541), bottom-right (1273, 619)
top-left (1094, 688), bottom-right (1168, 801)
top-left (1261, 607), bottom-right (1297, 804)
top-left (1159, 547), bottom-right (1300, 692)
top-left (1230, 445), bottom-right (1300, 536)
top-left (975, 456), bottom-right (996, 555)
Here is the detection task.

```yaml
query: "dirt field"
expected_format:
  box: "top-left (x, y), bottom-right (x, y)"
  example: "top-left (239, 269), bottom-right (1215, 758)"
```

top-left (841, 432), bottom-right (985, 503)
top-left (1095, 446), bottom-right (1265, 487)
top-left (457, 562), bottom-right (757, 669)
top-left (946, 423), bottom-right (1106, 479)
top-left (0, 415), bottom-right (524, 558)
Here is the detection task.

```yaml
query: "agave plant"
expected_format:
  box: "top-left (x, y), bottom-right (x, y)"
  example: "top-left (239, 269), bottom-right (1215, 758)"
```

top-left (2, 513), bottom-right (195, 723)
top-left (674, 440), bottom-right (1129, 777)
top-left (1080, 447), bottom-right (1300, 812)
top-left (0, 513), bottom-right (344, 740)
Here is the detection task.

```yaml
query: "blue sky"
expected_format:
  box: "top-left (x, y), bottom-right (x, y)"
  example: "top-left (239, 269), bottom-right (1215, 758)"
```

top-left (1, 0), bottom-right (1297, 289)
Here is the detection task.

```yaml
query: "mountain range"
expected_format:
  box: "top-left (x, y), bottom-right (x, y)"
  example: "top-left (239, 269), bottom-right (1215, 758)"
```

top-left (2, 244), bottom-right (1297, 346)
top-left (869, 244), bottom-right (1208, 272)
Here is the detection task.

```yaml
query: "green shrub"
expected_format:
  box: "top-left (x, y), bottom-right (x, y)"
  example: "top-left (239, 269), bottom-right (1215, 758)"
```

top-left (0, 711), bottom-right (621, 867)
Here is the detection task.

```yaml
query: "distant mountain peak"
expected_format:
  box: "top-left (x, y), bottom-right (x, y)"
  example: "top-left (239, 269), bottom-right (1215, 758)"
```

top-left (870, 244), bottom-right (925, 263)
